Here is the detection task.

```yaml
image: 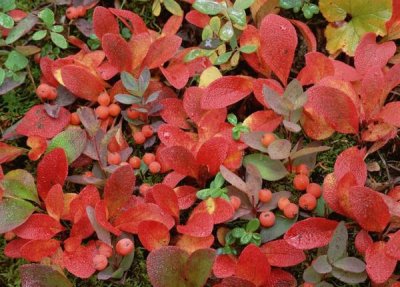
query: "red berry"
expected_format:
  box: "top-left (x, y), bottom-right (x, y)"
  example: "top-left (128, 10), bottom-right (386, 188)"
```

top-left (95, 106), bottom-right (109, 119)
top-left (296, 164), bottom-right (309, 175)
top-left (142, 125), bottom-right (153, 138)
top-left (306, 183), bottom-right (322, 198)
top-left (261, 133), bottom-right (275, 147)
top-left (97, 92), bottom-right (110, 106)
top-left (4, 231), bottom-right (15, 241)
top-left (143, 153), bottom-right (156, 165)
top-left (299, 193), bottom-right (317, 211)
top-left (76, 6), bottom-right (87, 17)
top-left (107, 152), bottom-right (121, 165)
top-left (258, 189), bottom-right (272, 203)
top-left (98, 243), bottom-right (113, 258)
top-left (303, 283), bottom-right (315, 287)
top-left (149, 161), bottom-right (161, 174)
top-left (129, 156), bottom-right (141, 169)
top-left (70, 112), bottom-right (81, 125)
top-left (259, 211), bottom-right (275, 227)
top-left (127, 106), bottom-right (140, 119)
top-left (139, 183), bottom-right (151, 195)
top-left (109, 103), bottom-right (121, 117)
top-left (66, 7), bottom-right (79, 20)
top-left (293, 174), bottom-right (309, 191)
top-left (283, 203), bottom-right (298, 219)
top-left (36, 83), bottom-right (57, 100)
top-left (230, 196), bottom-right (241, 210)
top-left (93, 254), bottom-right (108, 271)
top-left (133, 131), bottom-right (146, 145)
top-left (278, 197), bottom-right (290, 211)
top-left (116, 238), bottom-right (134, 256)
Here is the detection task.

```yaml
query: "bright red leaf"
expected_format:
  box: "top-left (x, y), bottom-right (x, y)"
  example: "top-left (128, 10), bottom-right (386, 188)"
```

top-left (141, 35), bottom-right (182, 69)
top-left (102, 33), bottom-right (133, 72)
top-left (213, 254), bottom-right (237, 278)
top-left (20, 239), bottom-right (60, 262)
top-left (261, 239), bottom-right (306, 267)
top-left (93, 7), bottom-right (119, 41)
top-left (177, 211), bottom-right (214, 237)
top-left (175, 234), bottom-right (214, 254)
top-left (63, 242), bottom-right (97, 279)
top-left (13, 214), bottom-right (64, 240)
top-left (44, 184), bottom-right (64, 221)
top-left (138, 220), bottom-right (170, 251)
top-left (150, 184), bottom-right (179, 220)
top-left (366, 241), bottom-right (397, 284)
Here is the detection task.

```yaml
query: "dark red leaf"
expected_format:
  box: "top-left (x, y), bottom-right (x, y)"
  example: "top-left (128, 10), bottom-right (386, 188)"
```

top-left (185, 10), bottom-right (210, 28)
top-left (290, 19), bottom-right (317, 52)
top-left (175, 234), bottom-right (214, 254)
top-left (196, 137), bottom-right (229, 176)
top-left (159, 146), bottom-right (199, 179)
top-left (261, 239), bottom-right (306, 267)
top-left (4, 238), bottom-right (30, 258)
top-left (109, 8), bottom-right (147, 35)
top-left (265, 269), bottom-right (297, 287)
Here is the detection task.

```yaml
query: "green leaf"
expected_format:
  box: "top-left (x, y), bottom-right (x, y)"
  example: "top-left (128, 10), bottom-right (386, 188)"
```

top-left (240, 233), bottom-right (253, 245)
top-left (312, 255), bottom-right (333, 274)
top-left (38, 8), bottom-right (55, 27)
top-left (163, 0), bottom-right (183, 16)
top-left (227, 8), bottom-right (246, 28)
top-left (246, 218), bottom-right (260, 233)
top-left (243, 153), bottom-right (288, 181)
top-left (51, 25), bottom-right (64, 33)
top-left (0, 197), bottom-right (35, 233)
top-left (331, 268), bottom-right (367, 284)
top-left (233, 0), bottom-right (255, 10)
top-left (50, 32), bottom-right (68, 49)
top-left (260, 215), bottom-right (297, 242)
top-left (214, 51), bottom-right (232, 65)
top-left (303, 265), bottom-right (323, 284)
top-left (327, 221), bottom-right (348, 263)
top-left (0, 12), bottom-right (14, 29)
top-left (5, 51), bottom-right (28, 72)
top-left (239, 45), bottom-right (257, 54)
top-left (185, 249), bottom-right (216, 287)
top-left (227, 113), bottom-right (238, 125)
top-left (232, 129), bottom-right (241, 140)
top-left (333, 257), bottom-right (366, 273)
top-left (1, 169), bottom-right (39, 203)
top-left (20, 264), bottom-right (73, 287)
top-left (193, 0), bottom-right (223, 15)
top-left (47, 127), bottom-right (87, 163)
top-left (115, 94), bottom-right (141, 105)
top-left (0, 68), bottom-right (5, 86)
top-left (121, 72), bottom-right (139, 93)
top-left (219, 21), bottom-right (234, 42)
top-left (6, 14), bottom-right (38, 44)
top-left (231, 227), bottom-right (246, 238)
top-left (209, 16), bottom-right (221, 33)
top-left (212, 173), bottom-right (225, 188)
top-left (138, 68), bottom-right (150, 96)
top-left (197, 189), bottom-right (210, 200)
top-left (32, 30), bottom-right (47, 41)
top-left (0, 0), bottom-right (16, 12)
top-left (184, 48), bottom-right (204, 62)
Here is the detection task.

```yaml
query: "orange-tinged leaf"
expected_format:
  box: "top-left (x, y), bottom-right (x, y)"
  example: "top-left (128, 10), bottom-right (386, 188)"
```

top-left (290, 19), bottom-right (317, 52)
top-left (193, 198), bottom-right (234, 224)
top-left (150, 184), bottom-right (179, 220)
top-left (142, 35), bottom-right (182, 69)
top-left (102, 33), bottom-right (133, 72)
top-left (366, 241), bottom-right (397, 284)
top-left (386, 0), bottom-right (400, 40)
top-left (177, 211), bottom-right (214, 237)
top-left (198, 109), bottom-right (227, 142)
top-left (301, 106), bottom-right (335, 140)
top-left (162, 15), bottom-right (183, 36)
top-left (0, 142), bottom-right (25, 164)
top-left (138, 220), bottom-right (170, 251)
top-left (261, 239), bottom-right (306, 267)
top-left (159, 98), bottom-right (190, 129)
top-left (259, 14), bottom-right (297, 85)
top-left (94, 200), bottom-right (121, 236)
top-left (160, 63), bottom-right (189, 90)
top-left (109, 8), bottom-right (147, 35)
top-left (45, 184), bottom-right (64, 221)
top-left (334, 147), bottom-right (367, 186)
top-left (4, 238), bottom-right (30, 258)
top-left (201, 76), bottom-right (253, 109)
top-left (297, 52), bottom-right (334, 85)
top-left (335, 172), bottom-right (358, 217)
top-left (185, 10), bottom-right (210, 28)
top-left (243, 111), bottom-right (282, 133)
top-left (13, 214), bottom-right (64, 240)
top-left (27, 136), bottom-right (47, 161)
top-left (176, 234), bottom-right (214, 254)
top-left (20, 239), bottom-right (60, 262)
top-left (213, 254), bottom-right (237, 278)
top-left (375, 102), bottom-right (400, 128)
top-left (360, 66), bottom-right (386, 120)
top-left (93, 7), bottom-right (119, 41)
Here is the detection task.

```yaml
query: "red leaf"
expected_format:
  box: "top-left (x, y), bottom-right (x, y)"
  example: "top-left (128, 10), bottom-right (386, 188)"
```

top-left (366, 241), bottom-right (397, 284)
top-left (142, 35), bottom-right (182, 69)
top-left (360, 66), bottom-right (386, 120)
top-left (301, 107), bottom-right (335, 140)
top-left (64, 242), bottom-right (97, 279)
top-left (198, 109), bottom-right (228, 141)
top-left (174, 185), bottom-right (197, 209)
top-left (0, 142), bottom-right (25, 164)
top-left (138, 220), bottom-right (170, 251)
top-left (259, 14), bottom-right (297, 85)
top-left (102, 33), bottom-right (132, 72)
top-left (157, 124), bottom-right (197, 150)
top-left (290, 19), bottom-right (317, 52)
top-left (193, 198), bottom-right (234, 224)
top-left (27, 135), bottom-right (47, 161)
top-left (284, 218), bottom-right (338, 250)
top-left (40, 57), bottom-right (59, 87)
top-left (109, 8), bottom-right (147, 35)
top-left (216, 277), bottom-right (256, 287)
top-left (240, 25), bottom-right (268, 77)
top-left (60, 65), bottom-right (105, 102)
top-left (386, 0), bottom-right (400, 40)
top-left (160, 63), bottom-right (189, 90)
top-left (177, 211), bottom-right (214, 237)
top-left (175, 234), bottom-right (214, 254)
top-left (159, 146), bottom-right (199, 179)
top-left (104, 165), bottom-right (135, 218)
top-left (4, 238), bottom-right (30, 258)
top-left (20, 239), bottom-right (60, 262)
top-left (183, 87), bottom-right (207, 124)
top-left (16, 105), bottom-right (70, 139)
top-left (94, 200), bottom-right (121, 236)
top-left (297, 52), bottom-right (334, 85)
top-left (375, 102), bottom-right (400, 128)
top-left (185, 10), bottom-right (210, 28)
top-left (261, 239), bottom-right (306, 267)
top-left (201, 76), bottom-right (253, 109)
top-left (37, 148), bottom-right (68, 200)
top-left (335, 172), bottom-right (358, 217)
top-left (150, 184), bottom-right (180, 220)
top-left (355, 229), bottom-right (373, 255)
top-left (265, 269), bottom-right (297, 287)
top-left (93, 7), bottom-right (119, 41)
top-left (354, 33), bottom-right (396, 75)
top-left (44, 184), bottom-right (64, 221)
top-left (13, 214), bottom-right (64, 240)
top-left (386, 230), bottom-right (400, 260)
top-left (159, 98), bottom-right (190, 129)
top-left (196, 137), bottom-right (229, 176)
top-left (349, 186), bottom-right (390, 232)
top-left (332, 60), bottom-right (361, 81)
top-left (162, 15), bottom-right (183, 36)
top-left (162, 171), bottom-right (185, 188)
top-left (243, 111), bottom-right (282, 133)
top-left (213, 254), bottom-right (237, 278)
top-left (304, 85), bottom-right (359, 134)
top-left (235, 244), bottom-right (270, 287)
top-left (114, 203), bottom-right (175, 233)
top-left (334, 147), bottom-right (367, 186)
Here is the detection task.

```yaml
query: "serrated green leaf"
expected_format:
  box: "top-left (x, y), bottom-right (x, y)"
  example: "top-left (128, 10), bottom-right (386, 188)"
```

top-left (50, 32), bottom-right (68, 49)
top-left (163, 0), bottom-right (183, 16)
top-left (6, 14), bottom-right (38, 44)
top-left (233, 0), bottom-right (254, 10)
top-left (5, 51), bottom-right (28, 72)
top-left (32, 30), bottom-right (47, 41)
top-left (0, 12), bottom-right (14, 29)
top-left (193, 0), bottom-right (223, 15)
top-left (38, 8), bottom-right (55, 27)
top-left (243, 153), bottom-right (288, 181)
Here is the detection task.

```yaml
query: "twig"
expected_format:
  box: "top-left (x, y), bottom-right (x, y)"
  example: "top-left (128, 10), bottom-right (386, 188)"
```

top-left (378, 151), bottom-right (392, 188)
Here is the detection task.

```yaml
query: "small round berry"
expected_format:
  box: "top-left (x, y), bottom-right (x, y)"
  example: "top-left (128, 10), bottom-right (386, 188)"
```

top-left (259, 211), bottom-right (275, 227)
top-left (70, 112), bottom-right (81, 125)
top-left (296, 164), bottom-right (309, 175)
top-left (95, 106), bottom-right (109, 120)
top-left (143, 153), bottom-right (156, 165)
top-left (116, 238), bottom-right (134, 256)
top-left (66, 7), bottom-right (78, 20)
top-left (303, 283), bottom-right (315, 287)
top-left (283, 203), bottom-right (299, 219)
top-left (129, 156), bottom-right (141, 169)
top-left (93, 254), bottom-right (108, 271)
top-left (97, 92), bottom-right (110, 106)
top-left (278, 197), bottom-right (290, 211)
top-left (139, 183), bottom-right (151, 195)
top-left (230, 196), bottom-right (241, 210)
top-left (127, 106), bottom-right (140, 119)
top-left (261, 133), bottom-right (276, 147)
top-left (293, 174), bottom-right (310, 191)
top-left (4, 231), bottom-right (15, 241)
top-left (34, 53), bottom-right (41, 64)
top-left (98, 243), bottom-right (113, 258)
top-left (306, 183), bottom-right (322, 198)
top-left (36, 83), bottom-right (57, 100)
top-left (142, 125), bottom-right (153, 138)
top-left (299, 193), bottom-right (317, 211)
top-left (258, 189), bottom-right (272, 203)
top-left (109, 103), bottom-right (121, 117)
top-left (84, 171), bottom-right (93, 177)
top-left (133, 131), bottom-right (146, 145)
top-left (76, 6), bottom-right (87, 17)
top-left (149, 161), bottom-right (161, 174)
top-left (107, 152), bottom-right (121, 165)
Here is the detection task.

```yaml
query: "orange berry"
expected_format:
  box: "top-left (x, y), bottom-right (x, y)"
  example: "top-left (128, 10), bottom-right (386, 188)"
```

top-left (258, 189), bottom-right (272, 203)
top-left (116, 238), bottom-right (134, 256)
top-left (109, 103), bottom-right (121, 117)
top-left (97, 92), bottom-right (110, 106)
top-left (139, 183), bottom-right (151, 195)
top-left (230, 196), bottom-right (241, 210)
top-left (299, 193), bottom-right (317, 211)
top-left (98, 243), bottom-right (113, 258)
top-left (142, 125), bottom-right (153, 138)
top-left (84, 171), bottom-right (93, 177)
top-left (93, 254), bottom-right (108, 271)
top-left (66, 7), bottom-right (78, 20)
top-left (283, 203), bottom-right (299, 219)
top-left (261, 133), bottom-right (275, 147)
top-left (143, 153), bottom-right (156, 165)
top-left (133, 131), bottom-right (146, 145)
top-left (306, 183), bottom-right (322, 198)
top-left (4, 231), bottom-right (15, 241)
top-left (127, 106), bottom-right (140, 119)
top-left (36, 83), bottom-right (57, 100)
top-left (76, 6), bottom-right (86, 17)
top-left (296, 164), bottom-right (309, 175)
top-left (95, 106), bottom-right (109, 119)
top-left (129, 156), bottom-right (141, 169)
top-left (388, 186), bottom-right (400, 202)
top-left (303, 283), bottom-right (315, 287)
top-left (278, 197), bottom-right (290, 211)
top-left (70, 112), bottom-right (81, 125)
top-left (107, 152), bottom-right (121, 165)
top-left (149, 161), bottom-right (161, 174)
top-left (293, 174), bottom-right (309, 191)
top-left (259, 211), bottom-right (275, 227)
